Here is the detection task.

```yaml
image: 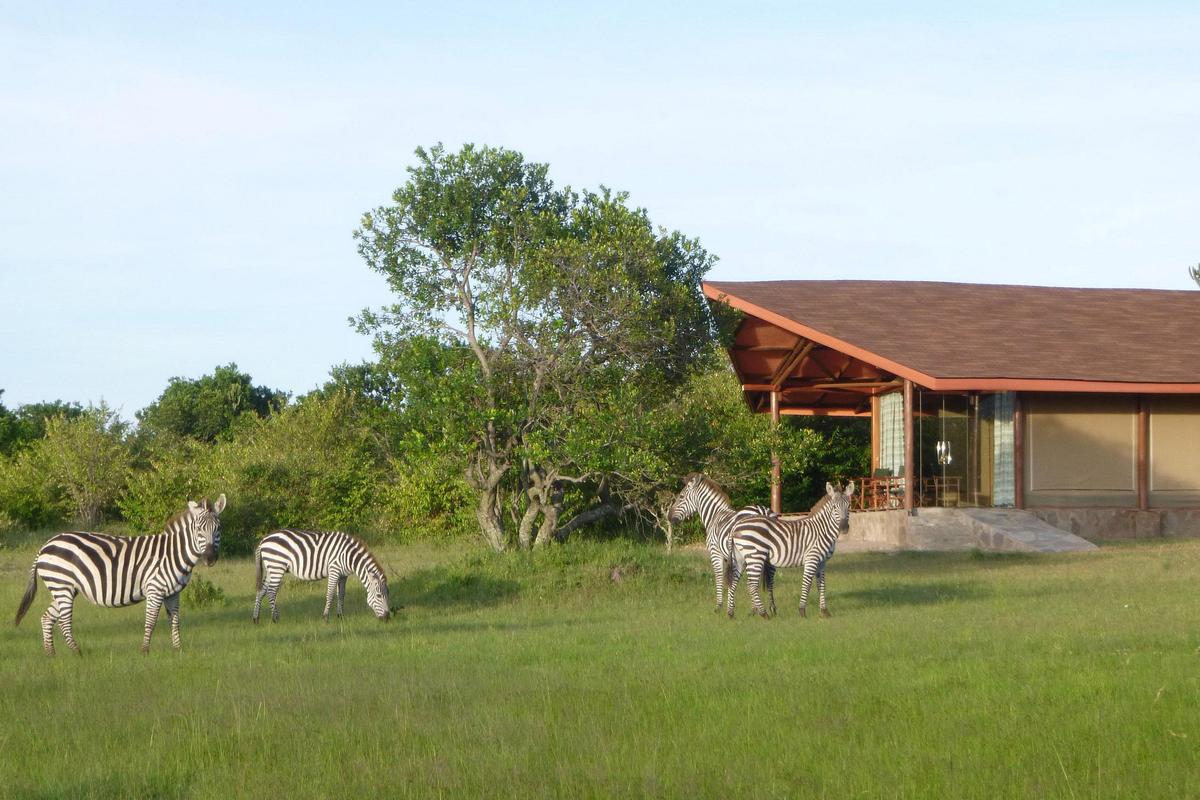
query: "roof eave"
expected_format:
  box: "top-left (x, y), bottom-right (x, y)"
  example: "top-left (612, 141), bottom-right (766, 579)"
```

top-left (703, 282), bottom-right (1200, 395)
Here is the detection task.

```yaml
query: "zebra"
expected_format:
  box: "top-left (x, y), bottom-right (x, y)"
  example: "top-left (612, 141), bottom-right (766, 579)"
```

top-left (13, 495), bottom-right (226, 655)
top-left (253, 529), bottom-right (391, 623)
top-left (667, 473), bottom-right (777, 613)
top-left (727, 482), bottom-right (855, 619)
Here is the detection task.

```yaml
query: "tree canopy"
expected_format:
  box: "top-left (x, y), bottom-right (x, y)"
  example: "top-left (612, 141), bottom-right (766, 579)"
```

top-left (136, 363), bottom-right (287, 443)
top-left (355, 143), bottom-right (731, 550)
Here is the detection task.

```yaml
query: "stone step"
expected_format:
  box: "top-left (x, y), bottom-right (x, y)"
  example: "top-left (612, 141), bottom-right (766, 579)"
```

top-left (840, 507), bottom-right (1097, 553)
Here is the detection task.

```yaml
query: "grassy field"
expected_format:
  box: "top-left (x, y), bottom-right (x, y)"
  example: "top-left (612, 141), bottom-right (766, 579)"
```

top-left (1, 531), bottom-right (1198, 799)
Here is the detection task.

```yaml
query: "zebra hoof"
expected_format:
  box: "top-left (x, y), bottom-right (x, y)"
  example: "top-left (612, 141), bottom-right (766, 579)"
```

top-left (798, 607), bottom-right (807, 618)
top-left (820, 608), bottom-right (832, 618)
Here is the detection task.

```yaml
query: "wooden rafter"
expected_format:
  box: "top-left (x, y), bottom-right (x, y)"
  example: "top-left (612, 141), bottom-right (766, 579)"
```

top-left (769, 339), bottom-right (815, 389)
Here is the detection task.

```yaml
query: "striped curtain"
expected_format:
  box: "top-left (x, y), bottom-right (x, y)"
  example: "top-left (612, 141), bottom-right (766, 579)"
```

top-left (879, 392), bottom-right (905, 477)
top-left (989, 392), bottom-right (1016, 506)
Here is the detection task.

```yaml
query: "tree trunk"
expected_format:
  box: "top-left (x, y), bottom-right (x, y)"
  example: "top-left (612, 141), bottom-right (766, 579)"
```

top-left (475, 491), bottom-right (506, 552)
top-left (466, 434), bottom-right (509, 552)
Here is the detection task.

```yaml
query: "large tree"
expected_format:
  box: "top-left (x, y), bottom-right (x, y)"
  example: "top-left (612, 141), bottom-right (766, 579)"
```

top-left (355, 144), bottom-right (721, 550)
top-left (136, 363), bottom-right (287, 443)
top-left (0, 394), bottom-right (85, 456)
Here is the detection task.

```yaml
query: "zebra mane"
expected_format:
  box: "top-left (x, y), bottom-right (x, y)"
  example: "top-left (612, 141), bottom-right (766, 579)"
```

top-left (163, 507), bottom-right (195, 532)
top-left (809, 494), bottom-right (829, 514)
top-left (685, 473), bottom-right (732, 507)
top-left (347, 533), bottom-right (386, 579)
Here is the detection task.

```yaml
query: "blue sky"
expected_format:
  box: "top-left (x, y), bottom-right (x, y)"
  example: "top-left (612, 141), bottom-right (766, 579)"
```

top-left (2, 2), bottom-right (1198, 415)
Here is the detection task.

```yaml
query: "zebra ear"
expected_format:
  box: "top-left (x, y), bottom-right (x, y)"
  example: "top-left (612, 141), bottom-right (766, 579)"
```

top-left (825, 482), bottom-right (835, 496)
top-left (187, 500), bottom-right (200, 512)
top-left (845, 481), bottom-right (856, 498)
top-left (212, 493), bottom-right (227, 514)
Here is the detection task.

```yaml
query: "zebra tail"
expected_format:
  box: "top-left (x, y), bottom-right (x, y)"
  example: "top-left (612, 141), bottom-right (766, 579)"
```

top-left (254, 547), bottom-right (263, 594)
top-left (14, 562), bottom-right (38, 627)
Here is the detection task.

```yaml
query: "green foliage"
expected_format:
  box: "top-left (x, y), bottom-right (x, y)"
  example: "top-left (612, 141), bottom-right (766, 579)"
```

top-left (0, 445), bottom-right (61, 530)
top-left (180, 573), bottom-right (226, 608)
top-left (355, 143), bottom-right (722, 550)
top-left (39, 404), bottom-right (131, 528)
top-left (0, 394), bottom-right (85, 456)
top-left (136, 363), bottom-right (287, 444)
top-left (118, 436), bottom-right (215, 532)
top-left (1191, 262), bottom-right (1199, 287)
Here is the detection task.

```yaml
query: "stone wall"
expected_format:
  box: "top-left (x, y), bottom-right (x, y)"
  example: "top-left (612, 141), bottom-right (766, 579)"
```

top-left (1028, 508), bottom-right (1200, 540)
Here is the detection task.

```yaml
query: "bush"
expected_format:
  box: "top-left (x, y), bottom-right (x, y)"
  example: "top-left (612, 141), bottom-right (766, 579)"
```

top-left (181, 574), bottom-right (226, 608)
top-left (0, 447), bottom-right (61, 530)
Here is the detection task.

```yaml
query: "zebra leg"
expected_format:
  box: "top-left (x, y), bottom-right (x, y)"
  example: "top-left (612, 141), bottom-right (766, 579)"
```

top-left (709, 547), bottom-right (725, 612)
top-left (141, 594), bottom-right (163, 653)
top-left (817, 567), bottom-right (831, 618)
top-left (337, 574), bottom-right (347, 618)
top-left (165, 592), bottom-right (183, 650)
top-left (745, 559), bottom-right (768, 619)
top-left (798, 564), bottom-right (817, 618)
top-left (323, 571), bottom-right (340, 621)
top-left (765, 564), bottom-right (778, 617)
top-left (260, 569), bottom-right (282, 623)
top-left (40, 607), bottom-right (57, 656)
top-left (253, 585), bottom-right (265, 623)
top-left (725, 556), bottom-right (743, 618)
top-left (54, 591), bottom-right (81, 656)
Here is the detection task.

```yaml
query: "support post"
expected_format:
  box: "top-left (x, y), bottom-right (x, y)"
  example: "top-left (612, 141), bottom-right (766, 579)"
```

top-left (903, 379), bottom-right (915, 515)
top-left (1013, 394), bottom-right (1025, 510)
top-left (1137, 396), bottom-right (1149, 511)
top-left (770, 390), bottom-right (782, 513)
top-left (870, 395), bottom-right (881, 472)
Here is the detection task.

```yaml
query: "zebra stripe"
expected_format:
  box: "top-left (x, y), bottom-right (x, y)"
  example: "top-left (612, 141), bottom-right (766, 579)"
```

top-left (728, 482), bottom-right (855, 619)
top-left (253, 530), bottom-right (391, 623)
top-left (13, 495), bottom-right (226, 655)
top-left (667, 474), bottom-right (776, 613)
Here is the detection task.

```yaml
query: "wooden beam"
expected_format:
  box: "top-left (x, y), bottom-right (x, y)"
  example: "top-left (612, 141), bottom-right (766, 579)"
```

top-left (770, 390), bottom-right (782, 513)
top-left (779, 407), bottom-right (872, 417)
top-left (1137, 396), bottom-right (1149, 511)
top-left (903, 379), bottom-right (915, 514)
top-left (769, 340), bottom-right (815, 388)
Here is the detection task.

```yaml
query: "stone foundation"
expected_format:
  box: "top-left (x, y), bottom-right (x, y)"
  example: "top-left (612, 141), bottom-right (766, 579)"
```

top-left (1028, 508), bottom-right (1200, 541)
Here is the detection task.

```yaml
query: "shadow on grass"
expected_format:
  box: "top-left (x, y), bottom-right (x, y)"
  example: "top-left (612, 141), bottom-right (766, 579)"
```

top-left (832, 548), bottom-right (1105, 577)
top-left (838, 580), bottom-right (989, 609)
top-left (399, 570), bottom-right (521, 609)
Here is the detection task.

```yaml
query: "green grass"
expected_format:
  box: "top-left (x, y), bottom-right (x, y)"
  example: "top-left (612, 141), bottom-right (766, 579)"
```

top-left (1, 534), bottom-right (1199, 799)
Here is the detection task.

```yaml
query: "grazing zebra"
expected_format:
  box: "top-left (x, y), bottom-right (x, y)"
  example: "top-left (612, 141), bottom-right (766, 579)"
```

top-left (727, 482), bottom-right (854, 619)
top-left (667, 473), bottom-right (777, 612)
top-left (13, 495), bottom-right (226, 655)
top-left (253, 530), bottom-right (391, 623)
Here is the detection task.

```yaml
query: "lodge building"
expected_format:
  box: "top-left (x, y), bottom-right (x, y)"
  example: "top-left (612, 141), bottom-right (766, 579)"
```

top-left (705, 280), bottom-right (1200, 539)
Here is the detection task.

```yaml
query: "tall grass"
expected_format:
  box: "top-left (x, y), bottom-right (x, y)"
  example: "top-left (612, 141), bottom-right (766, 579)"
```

top-left (1, 536), bottom-right (1198, 798)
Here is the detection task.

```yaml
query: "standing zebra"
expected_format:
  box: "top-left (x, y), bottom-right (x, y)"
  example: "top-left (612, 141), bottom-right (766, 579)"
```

top-left (728, 482), bottom-right (854, 619)
top-left (667, 474), bottom-right (777, 613)
top-left (13, 495), bottom-right (226, 655)
top-left (253, 530), bottom-right (391, 623)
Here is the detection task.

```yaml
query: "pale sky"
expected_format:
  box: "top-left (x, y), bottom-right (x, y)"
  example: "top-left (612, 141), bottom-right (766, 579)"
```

top-left (2, 2), bottom-right (1198, 416)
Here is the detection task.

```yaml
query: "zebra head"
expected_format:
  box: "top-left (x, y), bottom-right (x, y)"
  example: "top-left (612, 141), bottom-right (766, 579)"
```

top-left (186, 494), bottom-right (226, 566)
top-left (667, 474), bottom-right (705, 523)
top-left (366, 570), bottom-right (391, 621)
top-left (824, 482), bottom-right (855, 533)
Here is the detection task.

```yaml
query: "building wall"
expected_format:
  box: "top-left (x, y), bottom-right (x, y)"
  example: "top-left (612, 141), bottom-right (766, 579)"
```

top-left (1149, 396), bottom-right (1200, 506)
top-left (1023, 393), bottom-right (1200, 509)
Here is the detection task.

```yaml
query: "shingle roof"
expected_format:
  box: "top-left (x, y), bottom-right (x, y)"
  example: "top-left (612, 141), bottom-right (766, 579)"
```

top-left (704, 280), bottom-right (1200, 390)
